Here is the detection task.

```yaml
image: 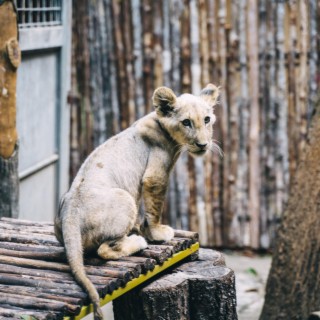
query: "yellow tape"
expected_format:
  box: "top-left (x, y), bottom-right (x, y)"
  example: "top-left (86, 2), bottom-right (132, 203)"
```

top-left (65, 242), bottom-right (199, 320)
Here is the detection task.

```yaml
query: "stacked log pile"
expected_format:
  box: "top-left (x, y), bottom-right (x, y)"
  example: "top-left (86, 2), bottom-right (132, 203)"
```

top-left (0, 218), bottom-right (198, 319)
top-left (71, 1), bottom-right (320, 249)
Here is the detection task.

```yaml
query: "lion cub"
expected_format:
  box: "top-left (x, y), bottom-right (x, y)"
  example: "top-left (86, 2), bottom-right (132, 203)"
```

top-left (54, 84), bottom-right (219, 319)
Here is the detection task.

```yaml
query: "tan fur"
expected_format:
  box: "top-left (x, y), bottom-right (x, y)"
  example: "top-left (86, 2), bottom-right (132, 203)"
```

top-left (54, 84), bottom-right (220, 319)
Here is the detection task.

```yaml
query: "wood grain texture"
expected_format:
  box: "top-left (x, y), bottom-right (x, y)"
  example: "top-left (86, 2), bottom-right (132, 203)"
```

top-left (260, 106), bottom-right (320, 320)
top-left (71, 0), bottom-right (320, 249)
top-left (0, 218), bottom-right (199, 319)
top-left (113, 248), bottom-right (237, 320)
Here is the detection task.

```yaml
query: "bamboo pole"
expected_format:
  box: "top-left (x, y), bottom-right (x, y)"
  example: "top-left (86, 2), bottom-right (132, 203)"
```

top-left (122, 0), bottom-right (136, 126)
top-left (275, 2), bottom-right (289, 223)
top-left (142, 0), bottom-right (154, 114)
top-left (247, 0), bottom-right (260, 249)
top-left (258, 0), bottom-right (269, 249)
top-left (105, 0), bottom-right (121, 133)
top-left (131, 0), bottom-right (145, 119)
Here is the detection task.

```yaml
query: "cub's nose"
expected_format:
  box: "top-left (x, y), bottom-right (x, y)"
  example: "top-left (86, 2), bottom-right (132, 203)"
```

top-left (195, 142), bottom-right (207, 149)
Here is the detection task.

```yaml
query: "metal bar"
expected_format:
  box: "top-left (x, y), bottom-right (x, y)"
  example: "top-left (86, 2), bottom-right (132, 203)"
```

top-left (16, 0), bottom-right (62, 29)
top-left (41, 0), bottom-right (45, 23)
top-left (19, 154), bottom-right (59, 180)
top-left (28, 0), bottom-right (32, 26)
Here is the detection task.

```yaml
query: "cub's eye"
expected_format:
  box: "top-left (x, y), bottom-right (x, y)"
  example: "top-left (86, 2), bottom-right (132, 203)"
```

top-left (204, 116), bottom-right (211, 124)
top-left (182, 119), bottom-right (192, 127)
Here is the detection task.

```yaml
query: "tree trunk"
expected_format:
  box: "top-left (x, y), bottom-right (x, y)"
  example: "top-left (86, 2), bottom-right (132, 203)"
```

top-left (113, 249), bottom-right (237, 320)
top-left (0, 0), bottom-right (20, 218)
top-left (260, 110), bottom-right (320, 319)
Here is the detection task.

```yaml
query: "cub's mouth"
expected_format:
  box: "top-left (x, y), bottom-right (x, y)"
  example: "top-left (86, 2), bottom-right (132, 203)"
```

top-left (189, 149), bottom-right (207, 156)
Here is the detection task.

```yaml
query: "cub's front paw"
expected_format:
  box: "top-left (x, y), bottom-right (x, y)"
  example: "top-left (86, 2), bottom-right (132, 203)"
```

top-left (145, 224), bottom-right (174, 242)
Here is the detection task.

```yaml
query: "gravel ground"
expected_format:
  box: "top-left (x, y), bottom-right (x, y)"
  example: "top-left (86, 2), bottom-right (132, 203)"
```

top-left (224, 251), bottom-right (272, 320)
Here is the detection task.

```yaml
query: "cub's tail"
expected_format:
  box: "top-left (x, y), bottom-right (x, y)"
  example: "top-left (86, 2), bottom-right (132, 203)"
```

top-left (60, 204), bottom-right (103, 320)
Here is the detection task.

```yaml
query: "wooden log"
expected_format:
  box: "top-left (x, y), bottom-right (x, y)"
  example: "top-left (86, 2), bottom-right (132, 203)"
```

top-left (113, 249), bottom-right (237, 320)
top-left (180, 0), bottom-right (191, 92)
top-left (247, 0), bottom-right (260, 249)
top-left (170, 0), bottom-right (183, 93)
top-left (0, 230), bottom-right (58, 243)
top-left (0, 263), bottom-right (121, 293)
top-left (274, 1), bottom-right (289, 233)
top-left (258, 0), bottom-right (266, 248)
top-left (130, 0), bottom-right (145, 119)
top-left (226, 0), bottom-right (241, 248)
top-left (116, 272), bottom-right (191, 320)
top-left (104, 0), bottom-right (121, 134)
top-left (165, 239), bottom-right (184, 252)
top-left (147, 244), bottom-right (174, 255)
top-left (0, 221), bottom-right (55, 235)
top-left (0, 231), bottom-right (60, 246)
top-left (209, 0), bottom-right (223, 246)
top-left (86, 258), bottom-right (142, 275)
top-left (0, 241), bottom-right (63, 253)
top-left (152, 0), bottom-right (163, 89)
top-left (186, 265), bottom-right (237, 319)
top-left (0, 284), bottom-right (87, 300)
top-left (0, 306), bottom-right (59, 320)
top-left (0, 272), bottom-right (83, 292)
top-left (169, 237), bottom-right (193, 250)
top-left (0, 285), bottom-right (83, 305)
top-left (87, 0), bottom-right (106, 145)
top-left (189, 0), bottom-right (201, 94)
top-left (0, 255), bottom-right (134, 282)
top-left (122, 0), bottom-right (136, 126)
top-left (173, 230), bottom-right (199, 242)
top-left (0, 271), bottom-right (113, 297)
top-left (0, 247), bottom-right (66, 261)
top-left (162, 0), bottom-right (171, 87)
top-left (141, 0), bottom-right (154, 114)
top-left (0, 217), bottom-right (53, 226)
top-left (197, 248), bottom-right (226, 266)
top-left (119, 256), bottom-right (156, 273)
top-left (136, 249), bottom-right (171, 264)
top-left (265, 1), bottom-right (278, 247)
top-left (0, 292), bottom-right (80, 315)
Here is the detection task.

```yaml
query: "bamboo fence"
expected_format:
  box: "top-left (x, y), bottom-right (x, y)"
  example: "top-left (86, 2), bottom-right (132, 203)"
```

top-left (70, 0), bottom-right (320, 249)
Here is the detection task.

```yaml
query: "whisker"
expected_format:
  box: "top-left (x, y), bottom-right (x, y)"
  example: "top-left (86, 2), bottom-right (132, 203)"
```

top-left (210, 142), bottom-right (224, 158)
top-left (212, 139), bottom-right (221, 145)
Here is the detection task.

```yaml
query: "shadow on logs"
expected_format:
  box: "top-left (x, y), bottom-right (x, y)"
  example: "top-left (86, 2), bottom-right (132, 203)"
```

top-left (113, 249), bottom-right (238, 320)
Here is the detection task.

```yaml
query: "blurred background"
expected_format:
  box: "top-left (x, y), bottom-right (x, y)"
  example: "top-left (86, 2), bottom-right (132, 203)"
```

top-left (11, 0), bottom-right (320, 252)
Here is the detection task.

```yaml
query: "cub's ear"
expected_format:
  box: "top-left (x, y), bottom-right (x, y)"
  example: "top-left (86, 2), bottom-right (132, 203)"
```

top-left (200, 83), bottom-right (220, 108)
top-left (152, 87), bottom-right (177, 116)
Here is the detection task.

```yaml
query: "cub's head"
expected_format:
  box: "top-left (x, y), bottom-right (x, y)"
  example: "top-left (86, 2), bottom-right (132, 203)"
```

top-left (152, 84), bottom-right (220, 156)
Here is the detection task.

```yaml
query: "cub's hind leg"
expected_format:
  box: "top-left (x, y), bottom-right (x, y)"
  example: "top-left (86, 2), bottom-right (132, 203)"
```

top-left (97, 234), bottom-right (148, 260)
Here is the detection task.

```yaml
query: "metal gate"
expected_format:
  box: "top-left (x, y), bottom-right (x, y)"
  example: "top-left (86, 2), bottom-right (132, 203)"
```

top-left (16, 0), bottom-right (71, 221)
